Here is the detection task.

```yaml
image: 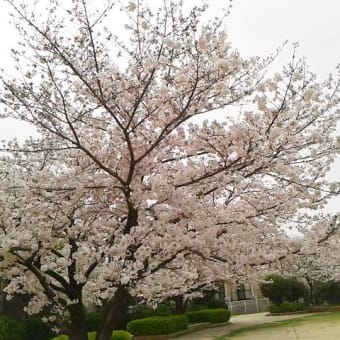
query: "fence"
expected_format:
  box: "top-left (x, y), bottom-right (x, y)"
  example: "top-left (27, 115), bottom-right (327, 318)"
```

top-left (227, 298), bottom-right (269, 315)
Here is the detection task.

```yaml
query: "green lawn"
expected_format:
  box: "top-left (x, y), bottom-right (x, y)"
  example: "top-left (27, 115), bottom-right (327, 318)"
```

top-left (216, 313), bottom-right (340, 340)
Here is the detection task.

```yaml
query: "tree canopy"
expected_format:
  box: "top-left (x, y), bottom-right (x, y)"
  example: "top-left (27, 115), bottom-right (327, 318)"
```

top-left (0, 1), bottom-right (339, 339)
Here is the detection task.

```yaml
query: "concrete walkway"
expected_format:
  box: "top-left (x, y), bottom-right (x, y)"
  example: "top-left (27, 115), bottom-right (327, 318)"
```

top-left (173, 312), bottom-right (313, 340)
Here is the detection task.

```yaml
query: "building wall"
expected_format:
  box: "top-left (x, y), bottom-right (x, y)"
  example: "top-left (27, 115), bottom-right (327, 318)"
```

top-left (224, 281), bottom-right (264, 302)
top-left (223, 281), bottom-right (269, 314)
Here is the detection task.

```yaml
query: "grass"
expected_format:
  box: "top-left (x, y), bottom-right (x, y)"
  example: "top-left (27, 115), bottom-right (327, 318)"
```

top-left (215, 312), bottom-right (340, 339)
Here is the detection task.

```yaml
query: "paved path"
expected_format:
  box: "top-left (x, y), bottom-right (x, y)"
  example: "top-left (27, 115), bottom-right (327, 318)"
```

top-left (173, 312), bottom-right (313, 340)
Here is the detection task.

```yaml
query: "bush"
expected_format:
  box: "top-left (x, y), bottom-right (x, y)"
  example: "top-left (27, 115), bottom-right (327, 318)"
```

top-left (260, 275), bottom-right (309, 305)
top-left (86, 310), bottom-right (133, 333)
top-left (127, 303), bottom-right (173, 322)
top-left (0, 316), bottom-right (25, 340)
top-left (314, 281), bottom-right (340, 305)
top-left (87, 332), bottom-right (96, 340)
top-left (24, 318), bottom-right (54, 340)
top-left (186, 308), bottom-right (231, 324)
top-left (51, 330), bottom-right (132, 340)
top-left (187, 288), bottom-right (227, 311)
top-left (86, 312), bottom-right (102, 332)
top-left (51, 336), bottom-right (69, 340)
top-left (127, 315), bottom-right (188, 335)
top-left (269, 302), bottom-right (309, 314)
top-left (111, 330), bottom-right (132, 340)
top-left (185, 303), bottom-right (208, 312)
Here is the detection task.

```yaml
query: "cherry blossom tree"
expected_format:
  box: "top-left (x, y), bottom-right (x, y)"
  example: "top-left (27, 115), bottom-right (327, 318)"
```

top-left (0, 0), bottom-right (339, 339)
top-left (274, 215), bottom-right (340, 304)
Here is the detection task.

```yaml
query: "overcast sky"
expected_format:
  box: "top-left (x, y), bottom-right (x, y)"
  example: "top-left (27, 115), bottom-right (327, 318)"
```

top-left (227, 0), bottom-right (340, 78)
top-left (0, 0), bottom-right (339, 212)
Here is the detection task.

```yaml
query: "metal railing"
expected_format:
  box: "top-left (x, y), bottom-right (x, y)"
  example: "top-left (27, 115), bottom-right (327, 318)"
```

top-left (227, 298), bottom-right (269, 315)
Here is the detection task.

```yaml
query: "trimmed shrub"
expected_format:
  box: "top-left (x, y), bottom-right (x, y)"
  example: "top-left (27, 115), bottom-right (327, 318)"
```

top-left (185, 303), bottom-right (208, 312)
top-left (127, 303), bottom-right (173, 322)
top-left (0, 316), bottom-right (25, 340)
top-left (51, 330), bottom-right (132, 340)
top-left (24, 318), bottom-right (54, 340)
top-left (186, 308), bottom-right (231, 324)
top-left (88, 332), bottom-right (95, 340)
top-left (127, 315), bottom-right (188, 336)
top-left (85, 311), bottom-right (133, 335)
top-left (111, 330), bottom-right (132, 340)
top-left (269, 302), bottom-right (309, 314)
top-left (51, 336), bottom-right (69, 340)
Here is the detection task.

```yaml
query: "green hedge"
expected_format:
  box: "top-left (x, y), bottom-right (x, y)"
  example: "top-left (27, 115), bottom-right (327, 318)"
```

top-left (25, 318), bottom-right (54, 340)
top-left (186, 308), bottom-right (231, 324)
top-left (51, 336), bottom-right (68, 340)
top-left (127, 303), bottom-right (173, 321)
top-left (51, 330), bottom-right (132, 340)
top-left (110, 331), bottom-right (132, 340)
top-left (0, 316), bottom-right (25, 340)
top-left (0, 316), bottom-right (53, 340)
top-left (85, 312), bottom-right (102, 332)
top-left (127, 315), bottom-right (188, 336)
top-left (269, 302), bottom-right (309, 314)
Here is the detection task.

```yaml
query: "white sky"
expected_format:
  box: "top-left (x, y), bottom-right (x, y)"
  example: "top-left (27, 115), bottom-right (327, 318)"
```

top-left (0, 0), bottom-right (339, 213)
top-left (226, 0), bottom-right (340, 78)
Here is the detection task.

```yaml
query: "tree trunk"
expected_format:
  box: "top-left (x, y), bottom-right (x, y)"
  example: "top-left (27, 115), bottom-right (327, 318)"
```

top-left (305, 278), bottom-right (315, 306)
top-left (68, 302), bottom-right (88, 340)
top-left (173, 295), bottom-right (186, 314)
top-left (96, 286), bottom-right (129, 340)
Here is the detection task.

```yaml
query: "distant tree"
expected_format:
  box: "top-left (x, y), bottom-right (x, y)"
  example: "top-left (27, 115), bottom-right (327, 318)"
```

top-left (278, 228), bottom-right (340, 305)
top-left (314, 281), bottom-right (340, 305)
top-left (260, 275), bottom-right (308, 305)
